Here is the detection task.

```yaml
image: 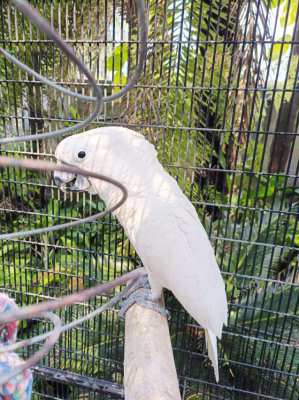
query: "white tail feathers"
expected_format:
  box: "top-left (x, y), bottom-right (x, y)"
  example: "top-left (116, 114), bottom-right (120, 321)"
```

top-left (205, 329), bottom-right (219, 382)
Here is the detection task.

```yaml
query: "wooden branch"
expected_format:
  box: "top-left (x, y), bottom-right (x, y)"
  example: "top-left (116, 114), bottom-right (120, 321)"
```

top-left (124, 298), bottom-right (182, 400)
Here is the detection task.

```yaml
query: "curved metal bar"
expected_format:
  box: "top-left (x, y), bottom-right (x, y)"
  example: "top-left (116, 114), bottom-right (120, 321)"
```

top-left (0, 47), bottom-right (96, 102)
top-left (1, 0), bottom-right (147, 103)
top-left (0, 312), bottom-right (62, 386)
top-left (0, 89), bottom-right (102, 145)
top-left (0, 0), bottom-right (147, 144)
top-left (0, 273), bottom-right (142, 354)
top-left (0, 269), bottom-right (145, 385)
top-left (0, 0), bottom-right (103, 145)
top-left (0, 156), bottom-right (128, 240)
top-left (0, 268), bottom-right (145, 325)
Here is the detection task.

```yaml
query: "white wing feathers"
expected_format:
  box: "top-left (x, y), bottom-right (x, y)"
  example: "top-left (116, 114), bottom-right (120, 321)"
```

top-left (171, 195), bottom-right (228, 337)
top-left (133, 175), bottom-right (227, 381)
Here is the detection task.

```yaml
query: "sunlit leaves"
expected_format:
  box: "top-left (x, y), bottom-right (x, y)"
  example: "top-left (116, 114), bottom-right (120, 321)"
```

top-left (271, 34), bottom-right (292, 60)
top-left (279, 0), bottom-right (298, 27)
top-left (107, 44), bottom-right (128, 93)
top-left (107, 44), bottom-right (128, 74)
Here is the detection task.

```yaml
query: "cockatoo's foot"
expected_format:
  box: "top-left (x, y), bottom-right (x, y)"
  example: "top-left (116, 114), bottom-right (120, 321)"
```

top-left (119, 274), bottom-right (169, 319)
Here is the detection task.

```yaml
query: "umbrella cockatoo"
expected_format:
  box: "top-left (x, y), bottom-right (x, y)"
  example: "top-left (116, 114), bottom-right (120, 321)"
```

top-left (54, 127), bottom-right (228, 381)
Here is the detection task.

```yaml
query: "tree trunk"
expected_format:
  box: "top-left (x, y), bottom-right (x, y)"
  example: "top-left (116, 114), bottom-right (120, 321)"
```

top-left (268, 13), bottom-right (299, 173)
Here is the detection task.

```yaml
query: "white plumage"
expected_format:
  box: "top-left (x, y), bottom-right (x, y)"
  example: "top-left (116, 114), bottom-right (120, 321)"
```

top-left (54, 127), bottom-right (228, 381)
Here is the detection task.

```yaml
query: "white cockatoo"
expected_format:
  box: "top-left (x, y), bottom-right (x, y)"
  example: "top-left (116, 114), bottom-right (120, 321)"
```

top-left (54, 127), bottom-right (228, 381)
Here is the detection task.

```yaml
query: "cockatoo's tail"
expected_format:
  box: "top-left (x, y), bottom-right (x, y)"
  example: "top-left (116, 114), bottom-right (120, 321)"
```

top-left (54, 127), bottom-right (228, 382)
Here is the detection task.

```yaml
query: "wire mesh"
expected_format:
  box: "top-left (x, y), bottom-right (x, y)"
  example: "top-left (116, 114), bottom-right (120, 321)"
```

top-left (0, 0), bottom-right (298, 399)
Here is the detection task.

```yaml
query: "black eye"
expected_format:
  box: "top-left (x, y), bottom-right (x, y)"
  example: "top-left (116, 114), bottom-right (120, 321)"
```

top-left (78, 151), bottom-right (86, 159)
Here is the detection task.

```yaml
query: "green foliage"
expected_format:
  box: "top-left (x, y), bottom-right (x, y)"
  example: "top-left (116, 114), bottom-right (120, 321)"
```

top-left (271, 34), bottom-right (292, 60)
top-left (279, 0), bottom-right (298, 26)
top-left (107, 44), bottom-right (128, 89)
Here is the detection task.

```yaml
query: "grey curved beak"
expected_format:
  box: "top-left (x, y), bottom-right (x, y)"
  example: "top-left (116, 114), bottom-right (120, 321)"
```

top-left (53, 170), bottom-right (90, 193)
top-left (53, 170), bottom-right (76, 192)
top-left (54, 175), bottom-right (66, 187)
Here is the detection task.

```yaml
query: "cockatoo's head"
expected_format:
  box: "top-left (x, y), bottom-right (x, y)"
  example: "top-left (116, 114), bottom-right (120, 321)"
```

top-left (54, 129), bottom-right (102, 193)
top-left (54, 127), bottom-right (156, 195)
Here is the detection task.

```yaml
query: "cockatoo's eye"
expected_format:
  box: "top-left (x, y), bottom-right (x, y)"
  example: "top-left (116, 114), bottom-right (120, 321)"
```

top-left (77, 151), bottom-right (86, 159)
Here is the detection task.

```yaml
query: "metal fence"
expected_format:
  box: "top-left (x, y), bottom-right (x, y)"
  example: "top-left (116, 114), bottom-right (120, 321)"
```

top-left (0, 0), bottom-right (298, 399)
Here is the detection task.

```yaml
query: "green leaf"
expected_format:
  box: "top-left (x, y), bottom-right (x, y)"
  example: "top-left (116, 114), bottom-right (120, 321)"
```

top-left (271, 34), bottom-right (292, 61)
top-left (280, 0), bottom-right (298, 26)
top-left (69, 105), bottom-right (79, 120)
top-left (269, 0), bottom-right (279, 8)
top-left (107, 44), bottom-right (128, 73)
top-left (113, 72), bottom-right (127, 92)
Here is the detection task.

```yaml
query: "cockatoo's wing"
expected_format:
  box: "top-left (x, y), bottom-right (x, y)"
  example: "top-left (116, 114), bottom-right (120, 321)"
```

top-left (172, 195), bottom-right (228, 336)
top-left (135, 192), bottom-right (227, 336)
top-left (133, 176), bottom-right (227, 381)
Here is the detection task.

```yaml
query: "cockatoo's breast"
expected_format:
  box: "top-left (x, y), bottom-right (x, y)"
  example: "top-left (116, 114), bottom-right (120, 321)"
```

top-left (108, 169), bottom-right (180, 241)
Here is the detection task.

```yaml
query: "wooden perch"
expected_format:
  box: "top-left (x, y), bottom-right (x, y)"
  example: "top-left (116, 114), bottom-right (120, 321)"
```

top-left (124, 297), bottom-right (182, 400)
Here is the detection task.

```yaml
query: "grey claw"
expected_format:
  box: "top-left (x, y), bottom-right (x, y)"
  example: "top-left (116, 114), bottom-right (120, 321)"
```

top-left (119, 274), bottom-right (169, 319)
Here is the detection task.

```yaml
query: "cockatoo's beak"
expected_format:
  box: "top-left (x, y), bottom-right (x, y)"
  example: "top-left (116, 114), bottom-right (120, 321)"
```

top-left (54, 170), bottom-right (91, 193)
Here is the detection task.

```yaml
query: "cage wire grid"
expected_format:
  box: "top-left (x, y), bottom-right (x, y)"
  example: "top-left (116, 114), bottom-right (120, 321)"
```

top-left (0, 0), bottom-right (298, 399)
